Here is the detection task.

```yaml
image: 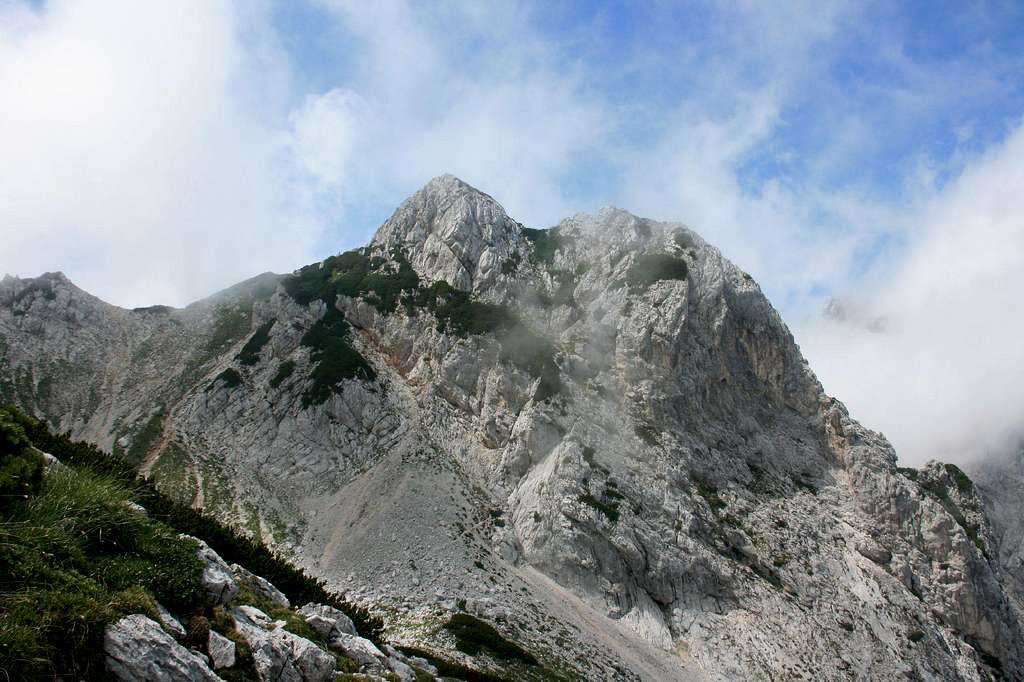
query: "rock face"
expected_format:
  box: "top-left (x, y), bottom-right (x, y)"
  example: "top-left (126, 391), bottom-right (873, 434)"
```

top-left (5, 175), bottom-right (1024, 680)
top-left (298, 602), bottom-right (357, 639)
top-left (207, 630), bottom-right (236, 670)
top-left (105, 614), bottom-right (223, 682)
top-left (968, 445), bottom-right (1024, 605)
top-left (233, 562), bottom-right (290, 608)
top-left (231, 605), bottom-right (337, 682)
top-left (192, 537), bottom-right (239, 605)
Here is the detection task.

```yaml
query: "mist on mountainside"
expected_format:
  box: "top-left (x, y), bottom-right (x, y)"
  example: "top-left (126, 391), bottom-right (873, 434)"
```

top-left (796, 124), bottom-right (1024, 467)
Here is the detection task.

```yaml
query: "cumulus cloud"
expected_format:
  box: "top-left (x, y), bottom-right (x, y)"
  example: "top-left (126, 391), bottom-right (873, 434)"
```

top-left (0, 0), bottom-right (331, 307)
top-left (299, 0), bottom-right (612, 234)
top-left (797, 121), bottom-right (1024, 465)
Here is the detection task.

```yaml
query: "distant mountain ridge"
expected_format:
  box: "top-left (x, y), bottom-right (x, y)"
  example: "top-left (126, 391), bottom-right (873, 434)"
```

top-left (2, 174), bottom-right (1023, 681)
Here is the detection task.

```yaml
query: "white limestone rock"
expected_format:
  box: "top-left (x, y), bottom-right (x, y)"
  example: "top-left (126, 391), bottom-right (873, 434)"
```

top-left (231, 605), bottom-right (335, 682)
top-left (207, 630), bottom-right (236, 670)
top-left (297, 602), bottom-right (356, 639)
top-left (187, 537), bottom-right (238, 606)
top-left (232, 563), bottom-right (290, 608)
top-left (155, 602), bottom-right (186, 640)
top-left (104, 614), bottom-right (222, 682)
top-left (327, 632), bottom-right (387, 668)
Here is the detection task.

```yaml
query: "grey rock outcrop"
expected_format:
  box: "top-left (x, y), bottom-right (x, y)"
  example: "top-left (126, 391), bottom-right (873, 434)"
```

top-left (231, 605), bottom-right (336, 682)
top-left (233, 563), bottom-right (290, 607)
top-left (207, 630), bottom-right (236, 670)
top-left (104, 614), bottom-right (223, 682)
top-left (190, 537), bottom-right (239, 605)
top-left (156, 602), bottom-right (187, 640)
top-left (968, 445), bottom-right (1024, 603)
top-left (298, 602), bottom-right (357, 639)
top-left (327, 632), bottom-right (387, 668)
top-left (6, 176), bottom-right (1024, 681)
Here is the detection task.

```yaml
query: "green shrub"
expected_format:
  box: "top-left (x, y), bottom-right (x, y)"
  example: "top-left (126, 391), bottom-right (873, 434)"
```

top-left (578, 492), bottom-right (620, 524)
top-left (918, 470), bottom-right (986, 556)
top-left (282, 248), bottom-right (419, 314)
top-left (270, 360), bottom-right (296, 389)
top-left (444, 613), bottom-right (537, 665)
top-left (500, 252), bottom-right (522, 274)
top-left (94, 533), bottom-right (204, 612)
top-left (283, 249), bottom-right (564, 402)
top-left (422, 282), bottom-right (517, 337)
top-left (0, 407), bottom-right (44, 508)
top-left (416, 283), bottom-right (561, 401)
top-left (396, 646), bottom-right (509, 682)
top-left (300, 307), bottom-right (375, 407)
top-left (211, 368), bottom-right (243, 390)
top-left (944, 463), bottom-right (974, 495)
top-left (626, 254), bottom-right (688, 289)
top-left (694, 478), bottom-right (726, 513)
top-left (521, 228), bottom-right (562, 265)
top-left (206, 304), bottom-right (252, 354)
top-left (896, 466), bottom-right (919, 481)
top-left (634, 421), bottom-right (659, 446)
top-left (124, 407), bottom-right (165, 465)
top-left (236, 320), bottom-right (275, 366)
top-left (496, 325), bottom-right (561, 402)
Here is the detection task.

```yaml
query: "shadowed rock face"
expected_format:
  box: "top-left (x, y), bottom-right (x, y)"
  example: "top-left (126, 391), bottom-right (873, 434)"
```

top-left (3, 176), bottom-right (1023, 681)
top-left (970, 446), bottom-right (1024, 600)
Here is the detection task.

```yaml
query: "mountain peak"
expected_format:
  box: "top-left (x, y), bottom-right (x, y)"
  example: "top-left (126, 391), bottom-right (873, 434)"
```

top-left (372, 175), bottom-right (523, 293)
top-left (418, 173), bottom-right (491, 198)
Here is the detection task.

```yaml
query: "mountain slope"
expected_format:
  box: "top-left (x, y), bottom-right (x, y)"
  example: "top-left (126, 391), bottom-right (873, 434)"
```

top-left (2, 175), bottom-right (1022, 681)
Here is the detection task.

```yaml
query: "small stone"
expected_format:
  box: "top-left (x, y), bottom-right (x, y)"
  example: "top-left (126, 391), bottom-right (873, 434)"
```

top-left (207, 630), bottom-right (236, 670)
top-left (155, 602), bottom-right (186, 640)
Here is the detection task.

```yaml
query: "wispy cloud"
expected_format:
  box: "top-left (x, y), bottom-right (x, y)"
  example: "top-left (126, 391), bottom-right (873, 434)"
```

top-left (0, 0), bottom-right (327, 307)
top-left (798, 121), bottom-right (1024, 464)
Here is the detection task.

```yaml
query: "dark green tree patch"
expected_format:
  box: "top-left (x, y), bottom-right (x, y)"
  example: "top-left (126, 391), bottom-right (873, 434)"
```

top-left (270, 360), bottom-right (296, 389)
top-left (578, 492), bottom-right (620, 524)
top-left (282, 248), bottom-right (420, 314)
top-left (210, 368), bottom-right (243, 390)
top-left (236, 320), bottom-right (275, 366)
top-left (943, 463), bottom-right (974, 495)
top-left (627, 254), bottom-right (688, 290)
top-left (299, 307), bottom-right (375, 408)
top-left (283, 250), bottom-right (562, 402)
top-left (0, 407), bottom-right (45, 509)
top-left (521, 227), bottom-right (563, 265)
top-left (444, 613), bottom-right (537, 665)
top-left (124, 407), bottom-right (165, 465)
top-left (206, 304), bottom-right (253, 354)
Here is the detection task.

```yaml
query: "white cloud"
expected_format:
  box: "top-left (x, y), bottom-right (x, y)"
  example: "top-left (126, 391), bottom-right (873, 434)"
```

top-left (303, 0), bottom-right (613, 232)
top-left (0, 0), bottom-right (321, 307)
top-left (797, 121), bottom-right (1024, 465)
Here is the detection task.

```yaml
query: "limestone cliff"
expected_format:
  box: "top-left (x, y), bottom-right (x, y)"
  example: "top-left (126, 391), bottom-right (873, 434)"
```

top-left (2, 175), bottom-right (1021, 681)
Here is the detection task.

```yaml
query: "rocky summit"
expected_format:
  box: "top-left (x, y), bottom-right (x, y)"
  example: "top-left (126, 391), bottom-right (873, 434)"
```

top-left (2, 174), bottom-right (1023, 681)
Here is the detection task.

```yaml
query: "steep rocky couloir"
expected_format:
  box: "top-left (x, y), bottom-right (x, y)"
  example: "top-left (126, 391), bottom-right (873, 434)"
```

top-left (2, 175), bottom-right (1022, 681)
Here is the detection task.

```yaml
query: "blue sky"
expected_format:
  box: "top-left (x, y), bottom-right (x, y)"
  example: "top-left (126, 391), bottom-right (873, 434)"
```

top-left (2, 0), bottom-right (1024, 463)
